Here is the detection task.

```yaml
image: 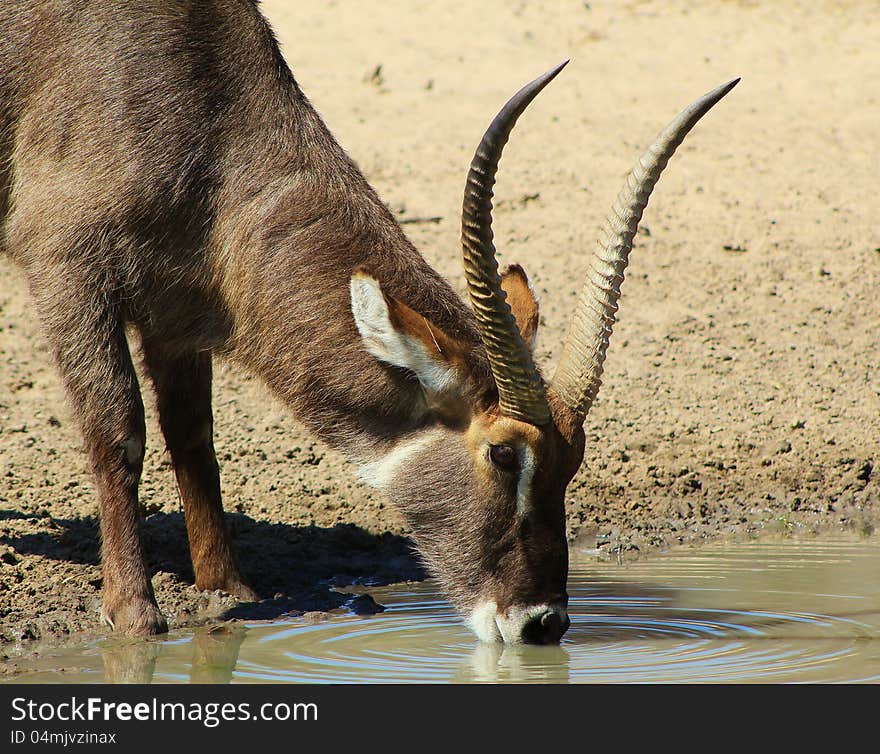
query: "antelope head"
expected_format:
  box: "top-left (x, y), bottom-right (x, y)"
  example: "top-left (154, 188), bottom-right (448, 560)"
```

top-left (351, 62), bottom-right (739, 643)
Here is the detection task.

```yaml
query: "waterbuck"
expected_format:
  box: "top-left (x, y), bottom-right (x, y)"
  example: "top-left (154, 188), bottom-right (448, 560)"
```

top-left (0, 0), bottom-right (737, 644)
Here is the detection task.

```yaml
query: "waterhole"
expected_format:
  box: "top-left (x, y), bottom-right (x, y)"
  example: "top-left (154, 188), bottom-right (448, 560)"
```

top-left (4, 535), bottom-right (879, 683)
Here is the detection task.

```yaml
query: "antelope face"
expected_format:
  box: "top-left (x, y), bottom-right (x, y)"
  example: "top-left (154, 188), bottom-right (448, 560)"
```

top-left (352, 63), bottom-right (738, 642)
top-left (432, 408), bottom-right (584, 644)
top-left (378, 406), bottom-right (584, 644)
top-left (352, 264), bottom-right (584, 643)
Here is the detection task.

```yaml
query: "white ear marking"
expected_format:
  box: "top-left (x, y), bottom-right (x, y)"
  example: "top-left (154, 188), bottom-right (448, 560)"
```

top-left (350, 274), bottom-right (394, 355)
top-left (350, 273), bottom-right (458, 394)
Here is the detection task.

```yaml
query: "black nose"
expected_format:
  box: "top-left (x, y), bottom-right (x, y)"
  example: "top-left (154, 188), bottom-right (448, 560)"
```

top-left (521, 609), bottom-right (571, 645)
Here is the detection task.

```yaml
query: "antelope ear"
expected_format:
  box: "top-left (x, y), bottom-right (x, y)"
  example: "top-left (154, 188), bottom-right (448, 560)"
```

top-left (350, 270), bottom-right (465, 394)
top-left (501, 264), bottom-right (540, 351)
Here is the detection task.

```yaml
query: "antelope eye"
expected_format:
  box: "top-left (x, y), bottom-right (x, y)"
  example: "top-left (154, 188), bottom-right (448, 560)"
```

top-left (489, 444), bottom-right (518, 471)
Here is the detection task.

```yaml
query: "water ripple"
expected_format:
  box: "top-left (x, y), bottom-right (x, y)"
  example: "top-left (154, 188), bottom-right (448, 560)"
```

top-left (4, 536), bottom-right (879, 684)
top-left (220, 538), bottom-right (880, 684)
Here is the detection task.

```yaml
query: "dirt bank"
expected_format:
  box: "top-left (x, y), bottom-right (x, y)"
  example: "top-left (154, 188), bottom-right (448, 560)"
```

top-left (1, 0), bottom-right (878, 655)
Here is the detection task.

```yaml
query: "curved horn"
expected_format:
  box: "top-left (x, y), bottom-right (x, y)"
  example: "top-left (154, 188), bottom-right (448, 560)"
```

top-left (551, 77), bottom-right (740, 421)
top-left (461, 61), bottom-right (568, 425)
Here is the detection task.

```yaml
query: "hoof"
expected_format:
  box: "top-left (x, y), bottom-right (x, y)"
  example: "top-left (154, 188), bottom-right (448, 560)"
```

top-left (228, 581), bottom-right (260, 603)
top-left (195, 573), bottom-right (260, 603)
top-left (101, 595), bottom-right (169, 636)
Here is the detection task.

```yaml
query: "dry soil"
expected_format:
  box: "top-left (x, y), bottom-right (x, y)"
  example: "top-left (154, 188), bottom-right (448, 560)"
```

top-left (1, 0), bottom-right (878, 658)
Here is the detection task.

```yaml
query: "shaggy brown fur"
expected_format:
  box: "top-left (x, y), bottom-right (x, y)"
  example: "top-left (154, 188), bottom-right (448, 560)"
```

top-left (1, 0), bottom-right (582, 639)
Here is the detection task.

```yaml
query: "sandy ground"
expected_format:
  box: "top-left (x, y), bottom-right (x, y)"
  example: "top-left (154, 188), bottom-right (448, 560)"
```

top-left (1, 0), bottom-right (878, 656)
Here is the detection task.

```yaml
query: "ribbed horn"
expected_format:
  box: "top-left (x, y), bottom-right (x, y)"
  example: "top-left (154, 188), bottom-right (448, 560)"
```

top-left (551, 77), bottom-right (740, 421)
top-left (461, 61), bottom-right (568, 425)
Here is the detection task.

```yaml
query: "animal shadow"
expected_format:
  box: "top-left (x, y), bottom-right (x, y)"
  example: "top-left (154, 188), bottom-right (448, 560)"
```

top-left (0, 509), bottom-right (425, 620)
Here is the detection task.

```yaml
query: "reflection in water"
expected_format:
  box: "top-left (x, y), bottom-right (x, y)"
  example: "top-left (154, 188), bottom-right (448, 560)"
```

top-left (101, 625), bottom-right (248, 684)
top-left (459, 643), bottom-right (571, 684)
top-left (5, 535), bottom-right (880, 684)
top-left (189, 626), bottom-right (247, 684)
top-left (100, 624), bottom-right (247, 683)
top-left (101, 640), bottom-right (163, 684)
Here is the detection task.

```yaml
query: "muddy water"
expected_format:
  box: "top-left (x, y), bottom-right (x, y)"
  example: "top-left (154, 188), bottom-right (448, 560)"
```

top-left (4, 535), bottom-right (879, 683)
